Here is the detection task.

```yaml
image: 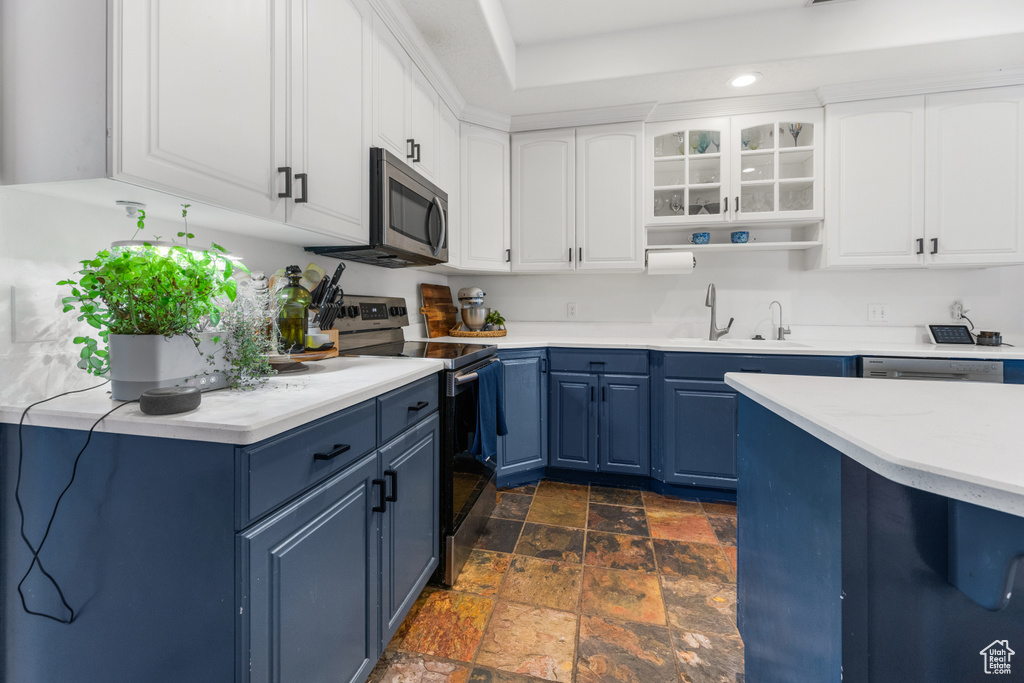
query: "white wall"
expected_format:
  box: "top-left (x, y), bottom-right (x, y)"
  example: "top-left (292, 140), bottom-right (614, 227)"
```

top-left (450, 250), bottom-right (1024, 341)
top-left (0, 186), bottom-right (447, 404)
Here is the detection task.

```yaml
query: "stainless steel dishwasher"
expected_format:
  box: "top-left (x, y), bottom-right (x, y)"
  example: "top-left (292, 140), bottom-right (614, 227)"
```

top-left (859, 357), bottom-right (1004, 382)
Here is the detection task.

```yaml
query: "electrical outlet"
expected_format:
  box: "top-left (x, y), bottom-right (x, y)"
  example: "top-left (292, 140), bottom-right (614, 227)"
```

top-left (951, 299), bottom-right (964, 320)
top-left (867, 304), bottom-right (889, 322)
top-left (567, 302), bottom-right (578, 320)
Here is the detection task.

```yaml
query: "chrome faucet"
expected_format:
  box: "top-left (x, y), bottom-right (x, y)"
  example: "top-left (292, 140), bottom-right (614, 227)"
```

top-left (769, 300), bottom-right (791, 341)
top-left (705, 284), bottom-right (733, 341)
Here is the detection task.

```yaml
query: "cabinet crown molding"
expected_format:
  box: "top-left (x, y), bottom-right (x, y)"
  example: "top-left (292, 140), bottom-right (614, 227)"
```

top-left (648, 92), bottom-right (823, 122)
top-left (461, 106), bottom-right (512, 133)
top-left (511, 102), bottom-right (656, 133)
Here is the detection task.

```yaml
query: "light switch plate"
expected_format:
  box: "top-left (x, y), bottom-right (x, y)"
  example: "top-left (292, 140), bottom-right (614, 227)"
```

top-left (11, 286), bottom-right (61, 342)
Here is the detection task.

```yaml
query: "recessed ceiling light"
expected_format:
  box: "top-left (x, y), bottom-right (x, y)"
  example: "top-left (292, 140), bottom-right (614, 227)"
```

top-left (730, 73), bottom-right (760, 88)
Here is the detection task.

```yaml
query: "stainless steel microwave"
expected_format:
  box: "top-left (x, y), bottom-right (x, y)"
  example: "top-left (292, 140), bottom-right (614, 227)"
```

top-left (305, 148), bottom-right (448, 268)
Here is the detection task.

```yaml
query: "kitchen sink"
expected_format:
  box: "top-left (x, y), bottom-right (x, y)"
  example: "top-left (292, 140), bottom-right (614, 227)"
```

top-left (717, 339), bottom-right (811, 349)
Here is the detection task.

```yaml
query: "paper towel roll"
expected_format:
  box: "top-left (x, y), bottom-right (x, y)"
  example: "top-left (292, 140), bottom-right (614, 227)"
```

top-left (646, 250), bottom-right (696, 275)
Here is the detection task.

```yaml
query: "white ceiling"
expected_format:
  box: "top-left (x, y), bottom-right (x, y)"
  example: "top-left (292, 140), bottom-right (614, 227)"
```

top-left (397, 0), bottom-right (1024, 117)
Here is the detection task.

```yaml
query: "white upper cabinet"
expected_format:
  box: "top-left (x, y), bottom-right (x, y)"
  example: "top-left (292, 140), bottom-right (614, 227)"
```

top-left (925, 87), bottom-right (1024, 266)
top-left (116, 0), bottom-right (370, 242)
top-left (372, 17), bottom-right (439, 181)
top-left (825, 97), bottom-right (926, 267)
top-left (511, 129), bottom-right (575, 272)
top-left (647, 109), bottom-right (822, 228)
top-left (511, 123), bottom-right (644, 272)
top-left (576, 123), bottom-right (645, 270)
top-left (825, 87), bottom-right (1024, 268)
top-left (438, 103), bottom-right (461, 268)
top-left (460, 124), bottom-right (511, 272)
top-left (117, 0), bottom-right (286, 221)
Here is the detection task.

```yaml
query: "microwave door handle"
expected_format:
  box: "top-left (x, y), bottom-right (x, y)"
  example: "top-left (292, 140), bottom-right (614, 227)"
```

top-left (431, 196), bottom-right (447, 257)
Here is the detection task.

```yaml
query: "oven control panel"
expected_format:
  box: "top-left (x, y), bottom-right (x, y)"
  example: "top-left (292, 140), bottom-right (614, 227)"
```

top-left (322, 295), bottom-right (410, 334)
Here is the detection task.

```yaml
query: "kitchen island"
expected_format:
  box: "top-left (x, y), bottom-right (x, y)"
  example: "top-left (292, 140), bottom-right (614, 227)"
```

top-left (725, 373), bottom-right (1024, 682)
top-left (0, 357), bottom-right (444, 683)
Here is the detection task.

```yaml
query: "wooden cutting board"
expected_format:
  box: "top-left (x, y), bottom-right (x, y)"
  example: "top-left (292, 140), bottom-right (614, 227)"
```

top-left (419, 284), bottom-right (459, 338)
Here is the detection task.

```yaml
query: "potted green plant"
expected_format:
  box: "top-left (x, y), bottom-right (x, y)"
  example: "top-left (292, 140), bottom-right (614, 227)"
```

top-left (58, 205), bottom-right (251, 400)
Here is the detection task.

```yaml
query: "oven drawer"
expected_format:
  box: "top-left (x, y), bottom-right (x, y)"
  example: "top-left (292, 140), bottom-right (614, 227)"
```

top-left (240, 399), bottom-right (377, 526)
top-left (379, 374), bottom-right (439, 445)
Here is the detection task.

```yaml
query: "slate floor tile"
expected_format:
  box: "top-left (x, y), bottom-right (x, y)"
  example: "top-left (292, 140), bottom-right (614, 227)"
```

top-left (673, 629), bottom-right (745, 683)
top-left (642, 490), bottom-right (704, 515)
top-left (500, 555), bottom-right (583, 611)
top-left (475, 517), bottom-right (525, 553)
top-left (368, 651), bottom-right (474, 683)
top-left (501, 484), bottom-right (537, 496)
top-left (701, 501), bottom-right (737, 517)
top-left (584, 531), bottom-right (657, 572)
top-left (454, 550), bottom-right (513, 597)
top-left (587, 503), bottom-right (649, 536)
top-left (400, 590), bottom-right (495, 662)
top-left (653, 539), bottom-right (735, 583)
top-left (475, 601), bottom-right (577, 682)
top-left (492, 493), bottom-right (533, 521)
top-left (469, 667), bottom-right (551, 683)
top-left (575, 613), bottom-right (677, 683)
top-left (527, 496), bottom-right (588, 528)
top-left (388, 587), bottom-right (435, 651)
top-left (580, 567), bottom-right (666, 625)
top-left (647, 508), bottom-right (719, 544)
top-left (589, 486), bottom-right (644, 507)
top-left (515, 523), bottom-right (586, 563)
top-left (708, 515), bottom-right (737, 546)
top-left (534, 480), bottom-right (589, 501)
top-left (723, 547), bottom-right (737, 576)
top-left (660, 576), bottom-right (737, 636)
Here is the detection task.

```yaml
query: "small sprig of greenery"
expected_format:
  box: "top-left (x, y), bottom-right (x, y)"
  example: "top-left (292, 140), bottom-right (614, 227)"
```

top-left (485, 310), bottom-right (505, 327)
top-left (216, 293), bottom-right (276, 390)
top-left (58, 205), bottom-right (248, 376)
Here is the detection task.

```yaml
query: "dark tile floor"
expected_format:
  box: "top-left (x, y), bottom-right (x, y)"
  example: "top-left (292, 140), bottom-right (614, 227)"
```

top-left (369, 480), bottom-right (742, 683)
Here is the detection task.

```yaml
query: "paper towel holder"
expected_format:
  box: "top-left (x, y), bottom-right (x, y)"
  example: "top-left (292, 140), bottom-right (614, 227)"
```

top-left (645, 249), bottom-right (697, 273)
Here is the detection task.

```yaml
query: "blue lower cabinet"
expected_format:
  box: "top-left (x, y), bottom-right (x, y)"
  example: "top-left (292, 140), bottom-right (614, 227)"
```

top-left (658, 379), bottom-right (738, 487)
top-left (241, 451), bottom-right (380, 683)
top-left (496, 350), bottom-right (548, 481)
top-left (549, 371), bottom-right (599, 470)
top-left (599, 374), bottom-right (650, 475)
top-left (380, 414), bottom-right (439, 646)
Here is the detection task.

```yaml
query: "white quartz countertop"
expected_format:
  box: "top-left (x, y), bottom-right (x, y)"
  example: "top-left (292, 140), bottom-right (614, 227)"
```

top-left (0, 357), bottom-right (444, 445)
top-left (724, 373), bottom-right (1024, 516)
top-left (420, 330), bottom-right (1024, 359)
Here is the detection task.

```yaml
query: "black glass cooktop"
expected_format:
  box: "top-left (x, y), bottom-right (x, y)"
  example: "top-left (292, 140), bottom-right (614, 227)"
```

top-left (342, 341), bottom-right (495, 370)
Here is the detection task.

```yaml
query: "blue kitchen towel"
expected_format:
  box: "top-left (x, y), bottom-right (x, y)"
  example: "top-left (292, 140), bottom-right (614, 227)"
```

top-left (470, 360), bottom-right (508, 461)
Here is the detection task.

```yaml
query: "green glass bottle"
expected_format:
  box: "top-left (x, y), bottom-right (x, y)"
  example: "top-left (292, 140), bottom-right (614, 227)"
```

top-left (276, 265), bottom-right (311, 354)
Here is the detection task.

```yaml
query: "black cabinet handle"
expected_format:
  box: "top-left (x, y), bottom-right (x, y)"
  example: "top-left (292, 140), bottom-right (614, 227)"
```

top-left (740, 368), bottom-right (763, 373)
top-left (313, 443), bottom-right (350, 461)
top-left (406, 139), bottom-right (415, 159)
top-left (372, 479), bottom-right (387, 512)
top-left (413, 143), bottom-right (421, 163)
top-left (569, 247), bottom-right (572, 263)
top-left (578, 246), bottom-right (583, 262)
top-left (931, 237), bottom-right (938, 254)
top-left (591, 386), bottom-right (595, 402)
top-left (384, 470), bottom-right (398, 502)
top-left (278, 166), bottom-right (292, 198)
top-left (294, 172), bottom-right (308, 203)
top-left (409, 401), bottom-right (429, 412)
top-left (734, 196), bottom-right (739, 213)
top-left (916, 238), bottom-right (924, 255)
top-left (602, 386), bottom-right (606, 401)
top-left (506, 248), bottom-right (511, 263)
top-left (541, 358), bottom-right (547, 373)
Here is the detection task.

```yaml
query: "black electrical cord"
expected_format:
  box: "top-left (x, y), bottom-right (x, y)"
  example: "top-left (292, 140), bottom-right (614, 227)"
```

top-left (14, 381), bottom-right (137, 624)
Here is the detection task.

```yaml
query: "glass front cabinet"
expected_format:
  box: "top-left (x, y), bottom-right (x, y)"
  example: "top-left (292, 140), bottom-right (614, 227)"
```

top-left (647, 108), bottom-right (824, 228)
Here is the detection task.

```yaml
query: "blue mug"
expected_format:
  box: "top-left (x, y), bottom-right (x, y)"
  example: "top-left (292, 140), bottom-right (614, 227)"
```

top-left (731, 231), bottom-right (749, 244)
top-left (690, 232), bottom-right (711, 245)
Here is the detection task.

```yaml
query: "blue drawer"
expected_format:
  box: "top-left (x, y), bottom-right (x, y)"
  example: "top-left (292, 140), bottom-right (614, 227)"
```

top-left (240, 399), bottom-right (377, 526)
top-left (549, 348), bottom-right (648, 375)
top-left (378, 374), bottom-right (439, 445)
top-left (662, 352), bottom-right (848, 380)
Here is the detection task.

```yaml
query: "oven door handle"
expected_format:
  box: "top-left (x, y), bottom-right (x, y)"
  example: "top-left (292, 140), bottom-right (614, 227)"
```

top-left (453, 358), bottom-right (500, 388)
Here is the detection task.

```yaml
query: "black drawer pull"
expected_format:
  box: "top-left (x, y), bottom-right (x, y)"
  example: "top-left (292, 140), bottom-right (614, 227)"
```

top-left (384, 470), bottom-right (398, 502)
top-left (409, 401), bottom-right (429, 412)
top-left (313, 443), bottom-right (350, 461)
top-left (739, 368), bottom-right (762, 373)
top-left (372, 479), bottom-right (387, 513)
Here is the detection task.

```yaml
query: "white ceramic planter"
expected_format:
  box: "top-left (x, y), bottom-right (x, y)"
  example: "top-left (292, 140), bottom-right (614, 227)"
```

top-left (108, 333), bottom-right (227, 401)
